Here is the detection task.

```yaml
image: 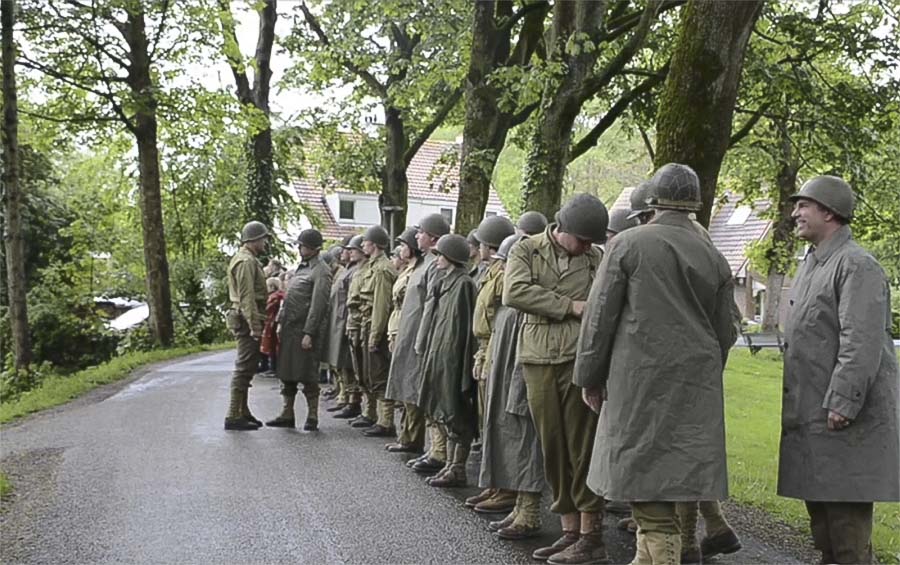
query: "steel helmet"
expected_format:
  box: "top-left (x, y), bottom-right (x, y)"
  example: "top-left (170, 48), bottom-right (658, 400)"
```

top-left (516, 211), bottom-right (548, 235)
top-left (557, 193), bottom-right (609, 244)
top-left (435, 234), bottom-right (470, 266)
top-left (607, 208), bottom-right (639, 235)
top-left (626, 182), bottom-right (653, 220)
top-left (789, 175), bottom-right (856, 220)
top-left (476, 216), bottom-right (516, 249)
top-left (362, 225), bottom-right (391, 248)
top-left (417, 213), bottom-right (451, 238)
top-left (346, 235), bottom-right (364, 251)
top-left (493, 233), bottom-right (526, 261)
top-left (648, 163), bottom-right (701, 212)
top-left (340, 234), bottom-right (354, 247)
top-left (295, 228), bottom-right (323, 250)
top-left (396, 227), bottom-right (420, 254)
top-left (240, 220), bottom-right (269, 243)
top-left (466, 229), bottom-right (480, 246)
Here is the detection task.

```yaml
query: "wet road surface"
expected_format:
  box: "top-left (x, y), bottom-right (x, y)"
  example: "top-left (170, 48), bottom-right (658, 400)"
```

top-left (1, 350), bottom-right (806, 564)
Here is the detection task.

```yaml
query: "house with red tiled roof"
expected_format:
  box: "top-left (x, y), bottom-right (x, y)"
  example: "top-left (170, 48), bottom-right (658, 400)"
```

top-left (291, 139), bottom-right (506, 240)
top-left (609, 187), bottom-right (779, 321)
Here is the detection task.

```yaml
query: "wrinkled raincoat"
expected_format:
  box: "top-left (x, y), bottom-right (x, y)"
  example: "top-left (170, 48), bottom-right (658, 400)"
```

top-left (503, 225), bottom-right (601, 365)
top-left (779, 225), bottom-right (899, 502)
top-left (325, 263), bottom-right (356, 369)
top-left (473, 260), bottom-right (504, 380)
top-left (277, 255), bottom-right (332, 384)
top-left (574, 212), bottom-right (738, 501)
top-left (416, 265), bottom-right (477, 434)
top-left (386, 254), bottom-right (432, 404)
top-left (479, 303), bottom-right (545, 492)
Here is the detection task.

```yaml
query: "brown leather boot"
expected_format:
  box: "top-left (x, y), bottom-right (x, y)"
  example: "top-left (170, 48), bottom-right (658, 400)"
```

top-left (532, 531), bottom-right (579, 561)
top-left (474, 489), bottom-right (517, 514)
top-left (465, 489), bottom-right (496, 508)
top-left (488, 509), bottom-right (517, 532)
top-left (548, 512), bottom-right (608, 565)
top-left (497, 492), bottom-right (541, 540)
top-left (427, 463), bottom-right (466, 488)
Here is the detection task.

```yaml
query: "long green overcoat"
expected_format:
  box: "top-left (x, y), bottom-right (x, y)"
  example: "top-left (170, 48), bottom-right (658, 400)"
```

top-left (386, 254), bottom-right (434, 404)
top-left (325, 262), bottom-right (356, 369)
top-left (277, 255), bottom-right (332, 384)
top-left (415, 265), bottom-right (477, 435)
top-left (479, 304), bottom-right (545, 493)
top-left (574, 211), bottom-right (738, 501)
top-left (779, 225), bottom-right (899, 501)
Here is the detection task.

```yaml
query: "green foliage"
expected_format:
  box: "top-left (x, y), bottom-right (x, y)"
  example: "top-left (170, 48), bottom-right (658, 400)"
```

top-left (725, 349), bottom-right (900, 563)
top-left (0, 473), bottom-right (10, 499)
top-left (0, 344), bottom-right (231, 424)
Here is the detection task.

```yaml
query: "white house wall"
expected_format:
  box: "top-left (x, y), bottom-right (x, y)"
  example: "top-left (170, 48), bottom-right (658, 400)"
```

top-left (326, 191), bottom-right (508, 230)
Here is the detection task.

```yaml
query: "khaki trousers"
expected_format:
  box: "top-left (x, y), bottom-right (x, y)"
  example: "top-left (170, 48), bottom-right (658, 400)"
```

top-left (632, 502), bottom-right (681, 565)
top-left (523, 362), bottom-right (604, 514)
top-left (229, 314), bottom-right (258, 392)
top-left (805, 501), bottom-right (873, 564)
top-left (398, 402), bottom-right (426, 448)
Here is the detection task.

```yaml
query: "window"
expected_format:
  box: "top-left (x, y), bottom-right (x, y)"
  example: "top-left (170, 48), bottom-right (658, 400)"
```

top-left (440, 207), bottom-right (454, 225)
top-left (339, 199), bottom-right (355, 220)
top-left (727, 205), bottom-right (752, 225)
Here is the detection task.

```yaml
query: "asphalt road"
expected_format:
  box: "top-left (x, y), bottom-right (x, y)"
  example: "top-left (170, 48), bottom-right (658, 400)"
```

top-left (1, 350), bottom-right (810, 564)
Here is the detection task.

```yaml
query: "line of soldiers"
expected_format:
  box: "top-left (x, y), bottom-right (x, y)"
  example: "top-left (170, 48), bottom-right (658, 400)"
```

top-left (223, 163), bottom-right (898, 565)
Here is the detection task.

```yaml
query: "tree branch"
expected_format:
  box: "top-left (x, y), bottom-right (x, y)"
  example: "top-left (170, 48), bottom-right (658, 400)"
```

top-left (497, 0), bottom-right (550, 34)
top-left (251, 0), bottom-right (277, 109)
top-left (569, 65), bottom-right (668, 162)
top-left (728, 102), bottom-right (771, 148)
top-left (579, 1), bottom-right (663, 104)
top-left (639, 125), bottom-right (655, 161)
top-left (217, 0), bottom-right (252, 104)
top-left (509, 100), bottom-right (540, 128)
top-left (404, 84), bottom-right (464, 165)
top-left (298, 2), bottom-right (387, 98)
top-left (19, 108), bottom-right (119, 124)
top-left (603, 0), bottom-right (684, 42)
top-left (148, 0), bottom-right (172, 64)
top-left (507, 0), bottom-right (551, 66)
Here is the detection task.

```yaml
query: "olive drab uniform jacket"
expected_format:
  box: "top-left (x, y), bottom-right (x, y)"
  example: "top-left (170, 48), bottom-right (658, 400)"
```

top-left (388, 263), bottom-right (415, 349)
top-left (573, 211), bottom-right (738, 501)
top-left (276, 255), bottom-right (333, 384)
top-left (345, 258), bottom-right (369, 338)
top-left (227, 247), bottom-right (267, 335)
top-left (357, 254), bottom-right (397, 348)
top-left (502, 225), bottom-right (601, 365)
top-left (779, 225), bottom-right (899, 502)
top-left (473, 259), bottom-right (504, 380)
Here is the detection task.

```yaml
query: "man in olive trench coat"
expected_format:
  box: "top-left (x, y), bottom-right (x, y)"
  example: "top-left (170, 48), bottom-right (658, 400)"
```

top-left (779, 176), bottom-right (899, 564)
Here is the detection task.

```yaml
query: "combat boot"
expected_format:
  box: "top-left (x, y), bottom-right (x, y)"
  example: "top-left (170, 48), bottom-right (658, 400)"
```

top-left (676, 502), bottom-right (701, 563)
top-left (302, 387), bottom-right (319, 431)
top-left (350, 416), bottom-right (375, 428)
top-left (698, 501), bottom-right (741, 559)
top-left (266, 393), bottom-right (296, 427)
top-left (617, 516), bottom-right (637, 534)
top-left (547, 512), bottom-right (608, 565)
top-left (497, 492), bottom-right (542, 540)
top-left (333, 403), bottom-right (361, 419)
top-left (428, 442), bottom-right (468, 488)
top-left (465, 489), bottom-right (496, 508)
top-left (475, 489), bottom-right (517, 514)
top-left (362, 424), bottom-right (396, 437)
top-left (488, 509), bottom-right (518, 532)
top-left (240, 389), bottom-right (263, 427)
top-left (532, 530), bottom-right (579, 561)
top-left (224, 390), bottom-right (258, 431)
top-left (385, 442), bottom-right (422, 454)
top-left (325, 403), bottom-right (347, 413)
top-left (639, 530), bottom-right (680, 565)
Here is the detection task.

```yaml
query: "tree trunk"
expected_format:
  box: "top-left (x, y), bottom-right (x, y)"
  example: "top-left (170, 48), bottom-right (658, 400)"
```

top-left (761, 120), bottom-right (798, 332)
top-left (455, 0), bottom-right (513, 235)
top-left (246, 127), bottom-right (274, 228)
top-left (2, 0), bottom-right (31, 370)
top-left (653, 0), bottom-right (763, 228)
top-left (382, 105), bottom-right (409, 238)
top-left (126, 8), bottom-right (174, 346)
top-left (521, 0), bottom-right (605, 218)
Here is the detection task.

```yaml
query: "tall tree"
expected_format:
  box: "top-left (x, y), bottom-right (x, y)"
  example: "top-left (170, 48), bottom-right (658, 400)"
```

top-left (520, 0), bottom-right (677, 216)
top-left (218, 0), bottom-right (278, 229)
top-left (15, 0), bottom-right (201, 346)
top-left (286, 0), bottom-right (468, 237)
top-left (653, 0), bottom-right (764, 227)
top-left (453, 0), bottom-right (549, 234)
top-left (2, 0), bottom-right (31, 370)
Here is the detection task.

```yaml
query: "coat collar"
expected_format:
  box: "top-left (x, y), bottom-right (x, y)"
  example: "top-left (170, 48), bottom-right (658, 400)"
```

top-left (649, 210), bottom-right (695, 229)
top-left (298, 255), bottom-right (321, 270)
top-left (808, 225), bottom-right (852, 265)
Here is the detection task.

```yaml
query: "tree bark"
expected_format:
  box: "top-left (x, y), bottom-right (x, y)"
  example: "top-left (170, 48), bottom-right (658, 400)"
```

top-left (653, 0), bottom-right (763, 228)
top-left (125, 7), bottom-right (174, 346)
top-left (762, 120), bottom-right (798, 331)
top-left (2, 0), bottom-right (31, 370)
top-left (382, 105), bottom-right (409, 240)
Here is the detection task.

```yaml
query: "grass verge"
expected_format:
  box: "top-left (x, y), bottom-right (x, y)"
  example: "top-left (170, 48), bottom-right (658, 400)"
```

top-left (0, 343), bottom-right (231, 425)
top-left (0, 472), bottom-right (10, 498)
top-left (725, 349), bottom-right (900, 564)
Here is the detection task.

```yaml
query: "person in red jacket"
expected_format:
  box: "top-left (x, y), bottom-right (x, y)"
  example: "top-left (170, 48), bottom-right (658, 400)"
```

top-left (259, 277), bottom-right (285, 376)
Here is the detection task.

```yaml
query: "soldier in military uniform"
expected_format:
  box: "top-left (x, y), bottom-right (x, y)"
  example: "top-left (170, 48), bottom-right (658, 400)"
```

top-left (416, 234), bottom-right (478, 488)
top-left (334, 235), bottom-right (367, 420)
top-left (467, 229), bottom-right (487, 283)
top-left (605, 208), bottom-right (638, 242)
top-left (349, 226), bottom-right (397, 436)
top-left (325, 237), bottom-right (353, 410)
top-left (224, 221), bottom-right (270, 431)
top-left (626, 181), bottom-right (654, 225)
top-left (575, 164), bottom-right (739, 565)
top-left (503, 194), bottom-right (608, 564)
top-left (779, 176), bottom-right (898, 564)
top-left (465, 215), bottom-right (517, 512)
top-left (266, 229), bottom-right (332, 431)
top-left (392, 214), bottom-right (453, 473)
top-left (516, 211), bottom-right (548, 236)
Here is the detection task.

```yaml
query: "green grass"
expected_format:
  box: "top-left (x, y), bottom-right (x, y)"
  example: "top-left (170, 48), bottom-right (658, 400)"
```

top-left (0, 343), bottom-right (231, 424)
top-left (0, 472), bottom-right (10, 499)
top-left (725, 349), bottom-right (900, 564)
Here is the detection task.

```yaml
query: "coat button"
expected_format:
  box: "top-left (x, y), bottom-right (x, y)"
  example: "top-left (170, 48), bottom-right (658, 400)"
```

top-left (789, 299), bottom-right (794, 306)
